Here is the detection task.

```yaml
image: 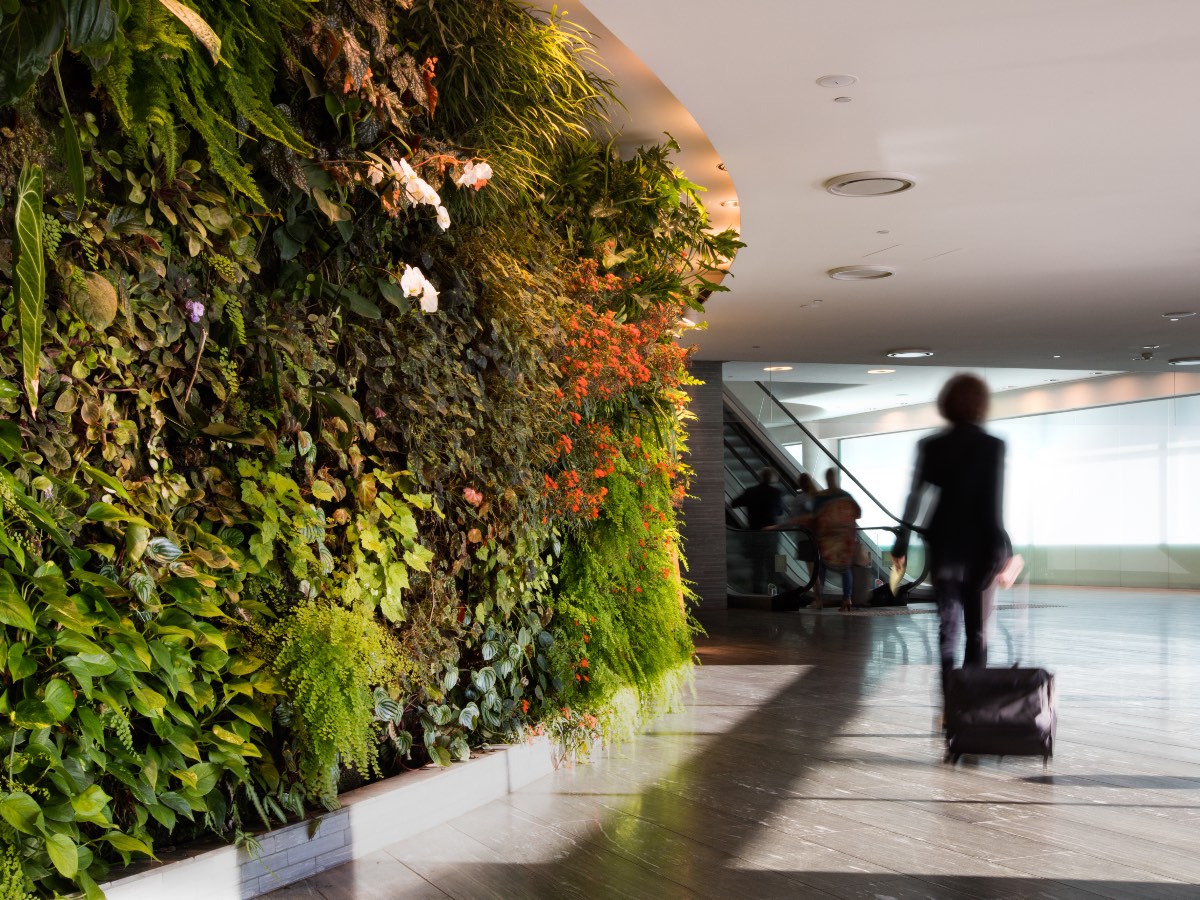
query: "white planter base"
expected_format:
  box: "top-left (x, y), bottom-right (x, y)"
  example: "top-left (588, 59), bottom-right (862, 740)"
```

top-left (99, 737), bottom-right (556, 900)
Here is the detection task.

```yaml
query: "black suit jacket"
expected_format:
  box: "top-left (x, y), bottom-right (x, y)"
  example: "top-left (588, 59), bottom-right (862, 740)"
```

top-left (893, 424), bottom-right (1007, 570)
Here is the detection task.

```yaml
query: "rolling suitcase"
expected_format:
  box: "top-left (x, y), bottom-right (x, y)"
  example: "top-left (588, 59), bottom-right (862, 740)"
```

top-left (944, 666), bottom-right (1055, 764)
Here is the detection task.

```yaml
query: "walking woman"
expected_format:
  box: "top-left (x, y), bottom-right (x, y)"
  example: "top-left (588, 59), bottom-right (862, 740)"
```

top-left (891, 374), bottom-right (1009, 699)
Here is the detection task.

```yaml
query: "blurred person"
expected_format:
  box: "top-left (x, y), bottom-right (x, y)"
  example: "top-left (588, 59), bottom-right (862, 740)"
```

top-left (732, 467), bottom-right (787, 593)
top-left (891, 374), bottom-right (1010, 701)
top-left (810, 467), bottom-right (862, 611)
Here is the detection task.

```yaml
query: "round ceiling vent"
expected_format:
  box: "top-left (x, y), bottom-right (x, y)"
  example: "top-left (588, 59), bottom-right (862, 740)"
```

top-left (828, 265), bottom-right (894, 280)
top-left (816, 74), bottom-right (858, 88)
top-left (825, 171), bottom-right (916, 197)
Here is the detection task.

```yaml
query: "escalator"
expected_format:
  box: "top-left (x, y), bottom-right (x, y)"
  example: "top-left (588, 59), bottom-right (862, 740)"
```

top-left (724, 384), bottom-right (930, 610)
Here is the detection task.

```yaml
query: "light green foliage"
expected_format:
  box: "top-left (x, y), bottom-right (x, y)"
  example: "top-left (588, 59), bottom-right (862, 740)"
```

top-left (0, 471), bottom-right (280, 893)
top-left (270, 603), bottom-right (400, 807)
top-left (409, 0), bottom-right (615, 221)
top-left (552, 427), bottom-right (698, 739)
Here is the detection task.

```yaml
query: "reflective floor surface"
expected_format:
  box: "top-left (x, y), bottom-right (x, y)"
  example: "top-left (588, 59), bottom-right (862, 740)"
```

top-left (266, 586), bottom-right (1200, 899)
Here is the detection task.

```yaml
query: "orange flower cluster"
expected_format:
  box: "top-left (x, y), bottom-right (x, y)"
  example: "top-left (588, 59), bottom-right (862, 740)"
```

top-left (542, 286), bottom-right (692, 524)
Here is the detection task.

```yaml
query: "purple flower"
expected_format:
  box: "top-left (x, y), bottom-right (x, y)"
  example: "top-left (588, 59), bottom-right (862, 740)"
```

top-left (185, 300), bottom-right (205, 323)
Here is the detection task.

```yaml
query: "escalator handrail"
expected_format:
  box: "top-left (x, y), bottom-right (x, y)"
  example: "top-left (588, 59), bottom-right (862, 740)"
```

top-left (725, 519), bottom-right (931, 599)
top-left (752, 380), bottom-right (907, 528)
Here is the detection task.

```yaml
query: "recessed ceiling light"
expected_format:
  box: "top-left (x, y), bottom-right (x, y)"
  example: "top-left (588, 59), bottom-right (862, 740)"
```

top-left (876, 229), bottom-right (890, 234)
top-left (720, 199), bottom-right (739, 208)
top-left (886, 349), bottom-right (933, 358)
top-left (828, 265), bottom-right (894, 280)
top-left (1143, 345), bottom-right (1161, 350)
top-left (1163, 311), bottom-right (1196, 321)
top-left (1168, 357), bottom-right (1200, 366)
top-left (825, 171), bottom-right (916, 197)
top-left (763, 365), bottom-right (793, 372)
top-left (833, 96), bottom-right (852, 103)
top-left (1052, 355), bottom-right (1062, 359)
top-left (867, 369), bottom-right (895, 374)
top-left (816, 74), bottom-right (858, 88)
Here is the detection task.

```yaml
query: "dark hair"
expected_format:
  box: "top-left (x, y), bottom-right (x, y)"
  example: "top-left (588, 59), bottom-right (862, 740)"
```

top-left (937, 373), bottom-right (990, 425)
top-left (758, 467), bottom-right (778, 485)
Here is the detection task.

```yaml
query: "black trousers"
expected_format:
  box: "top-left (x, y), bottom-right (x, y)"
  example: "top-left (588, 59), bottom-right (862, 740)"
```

top-left (933, 559), bottom-right (994, 696)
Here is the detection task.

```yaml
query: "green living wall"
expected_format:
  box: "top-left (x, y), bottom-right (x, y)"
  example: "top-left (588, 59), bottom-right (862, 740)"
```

top-left (0, 0), bottom-right (741, 895)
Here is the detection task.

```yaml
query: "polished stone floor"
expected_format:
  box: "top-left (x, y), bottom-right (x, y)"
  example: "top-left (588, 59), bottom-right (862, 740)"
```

top-left (266, 586), bottom-right (1200, 899)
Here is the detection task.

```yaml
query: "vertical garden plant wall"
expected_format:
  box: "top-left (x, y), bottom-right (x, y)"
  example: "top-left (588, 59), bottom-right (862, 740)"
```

top-left (0, 0), bottom-right (742, 895)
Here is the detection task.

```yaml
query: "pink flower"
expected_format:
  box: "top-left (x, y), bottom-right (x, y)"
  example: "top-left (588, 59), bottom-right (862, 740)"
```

top-left (463, 487), bottom-right (483, 506)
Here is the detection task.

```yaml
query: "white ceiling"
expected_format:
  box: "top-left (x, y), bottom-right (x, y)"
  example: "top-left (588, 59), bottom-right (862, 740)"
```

top-left (551, 0), bottom-right (1200, 388)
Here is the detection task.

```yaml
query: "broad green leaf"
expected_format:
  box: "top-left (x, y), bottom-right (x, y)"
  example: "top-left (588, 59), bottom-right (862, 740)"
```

top-left (227, 703), bottom-right (270, 731)
top-left (0, 3), bottom-right (64, 105)
top-left (427, 745), bottom-right (451, 767)
top-left (103, 831), bottom-right (154, 857)
top-left (310, 480), bottom-right (335, 501)
top-left (43, 679), bottom-right (75, 721)
top-left (314, 389), bottom-right (362, 424)
top-left (66, 0), bottom-right (116, 49)
top-left (147, 803), bottom-right (176, 831)
top-left (471, 667), bottom-right (498, 693)
top-left (84, 502), bottom-right (137, 523)
top-left (45, 832), bottom-right (78, 878)
top-left (458, 703), bottom-right (479, 730)
top-left (14, 163), bottom-right (45, 414)
top-left (339, 287), bottom-right (380, 319)
top-left (450, 736), bottom-right (471, 762)
top-left (6, 648), bottom-right (35, 681)
top-left (0, 570), bottom-right (36, 631)
top-left (158, 0), bottom-right (219, 63)
top-left (129, 572), bottom-right (154, 603)
top-left (0, 419), bottom-right (19, 460)
top-left (80, 462), bottom-right (131, 499)
top-left (51, 55), bottom-right (85, 212)
top-left (0, 792), bottom-right (43, 834)
top-left (146, 537), bottom-right (182, 563)
top-left (71, 785), bottom-right (111, 822)
top-left (11, 700), bottom-right (53, 729)
top-left (311, 187), bottom-right (349, 223)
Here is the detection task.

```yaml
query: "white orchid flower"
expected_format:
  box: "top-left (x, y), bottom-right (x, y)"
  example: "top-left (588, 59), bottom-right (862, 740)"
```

top-left (418, 276), bottom-right (439, 313)
top-left (400, 264), bottom-right (426, 298)
top-left (436, 205), bottom-right (451, 231)
top-left (366, 163), bottom-right (385, 187)
top-left (418, 181), bottom-right (441, 206)
top-left (456, 160), bottom-right (494, 190)
top-left (388, 157), bottom-right (417, 183)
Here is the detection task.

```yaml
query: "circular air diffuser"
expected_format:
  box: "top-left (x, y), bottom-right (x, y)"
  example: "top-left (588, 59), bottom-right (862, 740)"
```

top-left (825, 171), bottom-right (916, 197)
top-left (828, 265), bottom-right (894, 280)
